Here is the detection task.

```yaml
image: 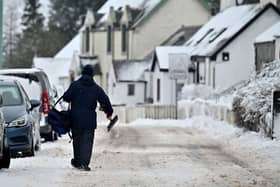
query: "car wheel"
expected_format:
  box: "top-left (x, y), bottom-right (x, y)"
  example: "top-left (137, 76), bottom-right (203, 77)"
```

top-left (0, 146), bottom-right (11, 169)
top-left (26, 139), bottom-right (35, 157)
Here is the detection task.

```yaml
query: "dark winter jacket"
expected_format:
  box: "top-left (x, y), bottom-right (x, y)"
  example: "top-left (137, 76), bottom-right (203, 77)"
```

top-left (62, 75), bottom-right (113, 129)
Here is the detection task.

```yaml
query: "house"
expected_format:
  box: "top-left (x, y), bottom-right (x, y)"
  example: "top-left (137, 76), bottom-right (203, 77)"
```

top-left (255, 21), bottom-right (280, 71)
top-left (151, 46), bottom-right (190, 105)
top-left (183, 2), bottom-right (280, 90)
top-left (33, 34), bottom-right (81, 91)
top-left (80, 0), bottom-right (211, 105)
top-left (108, 59), bottom-right (150, 106)
top-left (220, 0), bottom-right (280, 11)
top-left (109, 26), bottom-right (202, 106)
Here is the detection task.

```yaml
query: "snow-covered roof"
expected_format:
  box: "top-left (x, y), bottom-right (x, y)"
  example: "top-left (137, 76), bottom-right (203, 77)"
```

top-left (33, 57), bottom-right (71, 85)
top-left (99, 0), bottom-right (145, 13)
top-left (54, 34), bottom-right (80, 59)
top-left (153, 46), bottom-right (190, 71)
top-left (113, 60), bottom-right (150, 82)
top-left (184, 3), bottom-right (279, 58)
top-left (255, 21), bottom-right (280, 43)
top-left (97, 0), bottom-right (162, 27)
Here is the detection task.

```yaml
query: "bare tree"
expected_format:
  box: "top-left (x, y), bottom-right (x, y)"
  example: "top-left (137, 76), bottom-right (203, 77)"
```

top-left (3, 1), bottom-right (22, 67)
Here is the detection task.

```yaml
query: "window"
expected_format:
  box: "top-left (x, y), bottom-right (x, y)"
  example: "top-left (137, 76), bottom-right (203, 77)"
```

top-left (85, 27), bottom-right (90, 52)
top-left (0, 85), bottom-right (23, 106)
top-left (157, 79), bottom-right (160, 101)
top-left (222, 52), bottom-right (230, 61)
top-left (209, 28), bottom-right (227, 43)
top-left (128, 84), bottom-right (135, 96)
top-left (107, 26), bottom-right (112, 53)
top-left (196, 29), bottom-right (214, 45)
top-left (122, 25), bottom-right (127, 52)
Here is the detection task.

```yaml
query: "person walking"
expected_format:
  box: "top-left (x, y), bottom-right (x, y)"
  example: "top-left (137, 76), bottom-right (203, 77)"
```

top-left (62, 64), bottom-right (113, 171)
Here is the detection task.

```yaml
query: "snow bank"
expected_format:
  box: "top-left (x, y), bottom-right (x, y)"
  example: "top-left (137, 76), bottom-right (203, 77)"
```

top-left (178, 84), bottom-right (235, 124)
top-left (181, 84), bottom-right (214, 100)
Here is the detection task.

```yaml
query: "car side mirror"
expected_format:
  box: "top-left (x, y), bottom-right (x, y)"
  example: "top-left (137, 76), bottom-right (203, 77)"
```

top-left (0, 95), bottom-right (3, 107)
top-left (30, 100), bottom-right (41, 110)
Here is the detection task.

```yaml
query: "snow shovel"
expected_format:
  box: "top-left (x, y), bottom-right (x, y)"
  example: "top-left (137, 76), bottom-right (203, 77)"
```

top-left (107, 115), bottom-right (118, 132)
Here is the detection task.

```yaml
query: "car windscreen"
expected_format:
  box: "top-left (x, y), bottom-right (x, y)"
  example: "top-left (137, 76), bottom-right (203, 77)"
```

top-left (15, 77), bottom-right (41, 100)
top-left (0, 85), bottom-right (23, 106)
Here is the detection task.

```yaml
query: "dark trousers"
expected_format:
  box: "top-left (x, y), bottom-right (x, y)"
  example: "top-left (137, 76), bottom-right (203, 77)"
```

top-left (71, 128), bottom-right (95, 166)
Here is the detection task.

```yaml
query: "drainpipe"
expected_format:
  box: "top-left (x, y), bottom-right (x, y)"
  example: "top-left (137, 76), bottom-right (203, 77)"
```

top-left (206, 57), bottom-right (211, 86)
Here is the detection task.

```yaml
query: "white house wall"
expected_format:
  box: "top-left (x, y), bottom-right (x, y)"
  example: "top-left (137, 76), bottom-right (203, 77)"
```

top-left (131, 0), bottom-right (210, 59)
top-left (213, 8), bottom-right (280, 90)
top-left (153, 65), bottom-right (176, 105)
top-left (113, 30), bottom-right (128, 60)
top-left (94, 31), bottom-right (112, 90)
top-left (110, 82), bottom-right (146, 106)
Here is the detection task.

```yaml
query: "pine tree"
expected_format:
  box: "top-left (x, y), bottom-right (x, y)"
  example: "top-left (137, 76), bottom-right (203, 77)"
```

top-left (48, 0), bottom-right (107, 44)
top-left (22, 0), bottom-right (44, 34)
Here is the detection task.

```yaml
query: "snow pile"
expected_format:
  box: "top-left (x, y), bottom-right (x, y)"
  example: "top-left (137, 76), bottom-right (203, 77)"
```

top-left (178, 84), bottom-right (234, 124)
top-left (179, 99), bottom-right (235, 124)
top-left (181, 84), bottom-right (214, 100)
top-left (232, 60), bottom-right (280, 136)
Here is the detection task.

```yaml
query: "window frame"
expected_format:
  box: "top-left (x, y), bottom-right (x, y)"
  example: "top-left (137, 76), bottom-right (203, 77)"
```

top-left (107, 25), bottom-right (112, 53)
top-left (121, 24), bottom-right (127, 53)
top-left (157, 79), bottom-right (160, 101)
top-left (127, 84), bottom-right (135, 96)
top-left (85, 27), bottom-right (90, 53)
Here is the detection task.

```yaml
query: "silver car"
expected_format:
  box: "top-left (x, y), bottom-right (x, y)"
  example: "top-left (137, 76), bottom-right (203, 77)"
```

top-left (0, 69), bottom-right (58, 141)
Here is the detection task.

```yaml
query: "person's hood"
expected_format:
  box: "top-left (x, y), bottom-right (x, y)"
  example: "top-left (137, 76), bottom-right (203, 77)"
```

top-left (79, 75), bottom-right (95, 87)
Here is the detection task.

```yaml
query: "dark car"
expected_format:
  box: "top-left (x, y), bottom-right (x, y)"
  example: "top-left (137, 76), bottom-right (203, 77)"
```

top-left (0, 95), bottom-right (11, 168)
top-left (0, 69), bottom-right (58, 141)
top-left (0, 78), bottom-right (41, 157)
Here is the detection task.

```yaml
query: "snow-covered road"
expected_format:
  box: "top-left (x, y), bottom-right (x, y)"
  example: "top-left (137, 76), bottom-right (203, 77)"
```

top-left (1, 117), bottom-right (280, 187)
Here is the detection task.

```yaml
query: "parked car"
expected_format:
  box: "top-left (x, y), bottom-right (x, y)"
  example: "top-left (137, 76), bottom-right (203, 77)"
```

top-left (0, 77), bottom-right (41, 157)
top-left (0, 69), bottom-right (58, 141)
top-left (0, 95), bottom-right (11, 168)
